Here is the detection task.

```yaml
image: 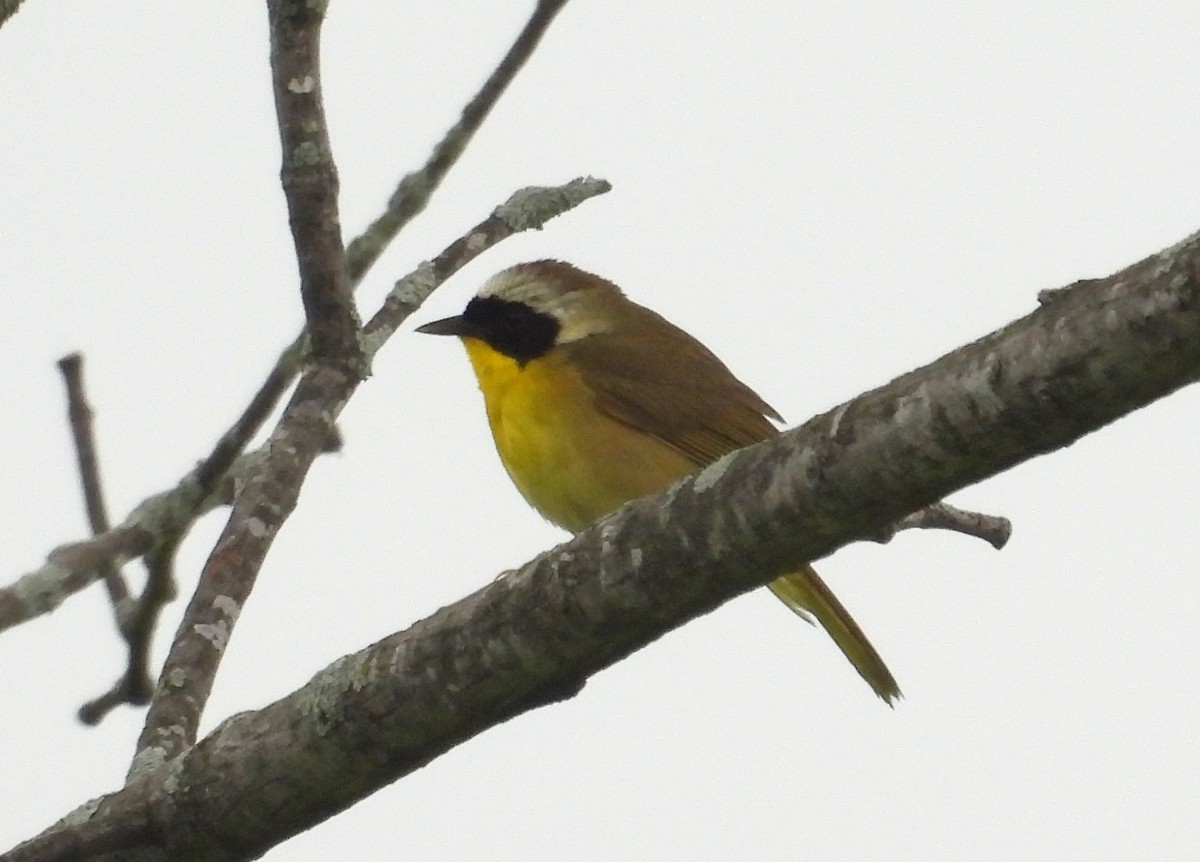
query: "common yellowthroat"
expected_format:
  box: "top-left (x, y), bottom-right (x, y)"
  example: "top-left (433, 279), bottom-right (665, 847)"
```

top-left (418, 260), bottom-right (899, 702)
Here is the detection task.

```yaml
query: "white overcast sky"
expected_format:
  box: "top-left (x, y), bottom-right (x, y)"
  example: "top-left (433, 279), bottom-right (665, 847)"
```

top-left (2, 3), bottom-right (1198, 860)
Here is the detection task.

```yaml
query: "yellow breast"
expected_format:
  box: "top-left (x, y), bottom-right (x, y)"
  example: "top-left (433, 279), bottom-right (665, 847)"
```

top-left (461, 337), bottom-right (695, 533)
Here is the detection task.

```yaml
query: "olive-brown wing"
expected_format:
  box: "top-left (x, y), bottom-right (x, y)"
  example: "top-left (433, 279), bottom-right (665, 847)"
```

top-left (562, 316), bottom-right (900, 702)
top-left (560, 311), bottom-right (782, 468)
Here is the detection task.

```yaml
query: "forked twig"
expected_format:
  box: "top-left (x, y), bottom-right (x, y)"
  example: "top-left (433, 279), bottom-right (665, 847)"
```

top-left (0, 0), bottom-right (573, 649)
top-left (129, 177), bottom-right (612, 775)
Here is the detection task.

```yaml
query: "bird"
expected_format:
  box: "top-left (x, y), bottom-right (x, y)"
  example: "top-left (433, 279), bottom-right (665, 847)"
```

top-left (417, 260), bottom-right (899, 703)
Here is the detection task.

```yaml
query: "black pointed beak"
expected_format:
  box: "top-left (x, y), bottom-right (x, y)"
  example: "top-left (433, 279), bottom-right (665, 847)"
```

top-left (416, 315), bottom-right (473, 337)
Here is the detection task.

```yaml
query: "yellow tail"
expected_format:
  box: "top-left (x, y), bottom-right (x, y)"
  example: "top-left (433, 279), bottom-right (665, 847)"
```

top-left (769, 566), bottom-right (900, 704)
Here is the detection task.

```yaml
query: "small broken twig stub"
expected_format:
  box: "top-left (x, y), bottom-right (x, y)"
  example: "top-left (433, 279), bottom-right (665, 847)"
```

top-left (869, 501), bottom-right (1012, 549)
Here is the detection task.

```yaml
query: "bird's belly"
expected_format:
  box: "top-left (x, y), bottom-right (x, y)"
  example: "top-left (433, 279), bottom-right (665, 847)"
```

top-left (489, 369), bottom-right (694, 534)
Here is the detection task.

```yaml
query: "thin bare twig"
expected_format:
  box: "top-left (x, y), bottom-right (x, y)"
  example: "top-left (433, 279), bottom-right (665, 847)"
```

top-left (56, 353), bottom-right (130, 611)
top-left (346, 0), bottom-right (571, 281)
top-left (129, 177), bottom-right (612, 776)
top-left (364, 178), bottom-right (613, 346)
top-left (192, 339), bottom-right (306, 492)
top-left (55, 353), bottom-right (158, 723)
top-left (77, 539), bottom-right (176, 725)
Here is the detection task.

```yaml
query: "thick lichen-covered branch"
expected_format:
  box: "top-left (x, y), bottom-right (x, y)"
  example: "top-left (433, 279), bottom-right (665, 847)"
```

top-left (8, 227), bottom-right (1198, 862)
